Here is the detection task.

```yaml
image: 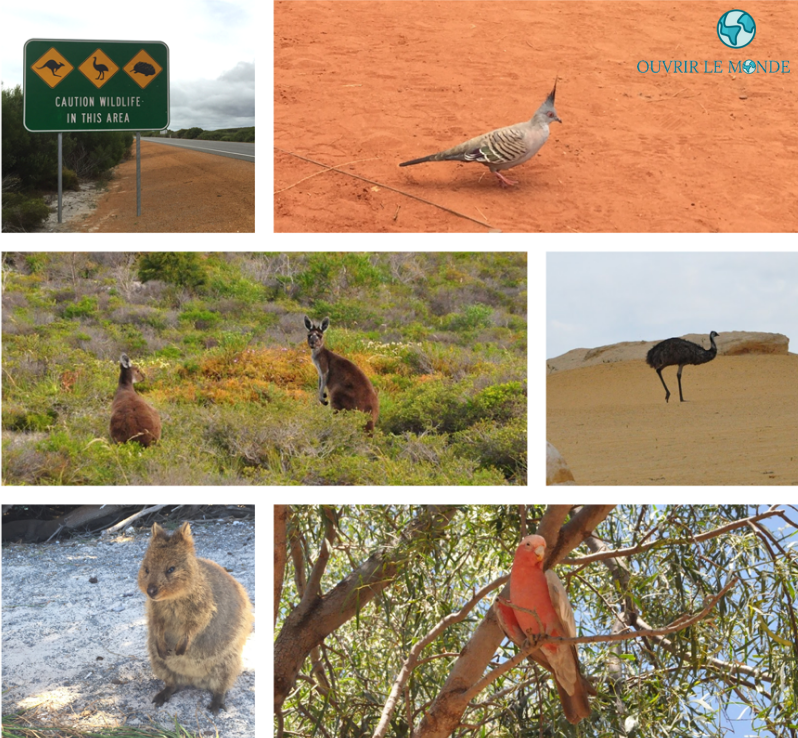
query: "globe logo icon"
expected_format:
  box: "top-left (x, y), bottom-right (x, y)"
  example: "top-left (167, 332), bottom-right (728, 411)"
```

top-left (717, 9), bottom-right (756, 48)
top-left (742, 59), bottom-right (756, 74)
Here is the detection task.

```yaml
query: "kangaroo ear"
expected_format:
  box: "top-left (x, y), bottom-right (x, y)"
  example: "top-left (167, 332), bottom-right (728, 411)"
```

top-left (321, 317), bottom-right (330, 332)
top-left (303, 315), bottom-right (312, 330)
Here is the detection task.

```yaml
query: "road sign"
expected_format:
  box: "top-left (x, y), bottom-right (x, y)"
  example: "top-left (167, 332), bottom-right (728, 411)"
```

top-left (24, 39), bottom-right (169, 132)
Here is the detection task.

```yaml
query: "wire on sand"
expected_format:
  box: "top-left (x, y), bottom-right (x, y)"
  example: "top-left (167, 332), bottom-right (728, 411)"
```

top-left (274, 147), bottom-right (495, 230)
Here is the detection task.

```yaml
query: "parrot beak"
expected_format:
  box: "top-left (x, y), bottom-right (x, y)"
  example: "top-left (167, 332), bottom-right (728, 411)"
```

top-left (534, 545), bottom-right (545, 562)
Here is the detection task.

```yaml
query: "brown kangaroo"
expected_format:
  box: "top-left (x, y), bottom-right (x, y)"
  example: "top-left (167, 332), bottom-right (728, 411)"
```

top-left (304, 316), bottom-right (379, 432)
top-left (110, 354), bottom-right (161, 447)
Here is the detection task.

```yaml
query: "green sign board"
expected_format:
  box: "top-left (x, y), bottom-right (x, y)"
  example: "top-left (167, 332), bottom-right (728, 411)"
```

top-left (24, 38), bottom-right (169, 132)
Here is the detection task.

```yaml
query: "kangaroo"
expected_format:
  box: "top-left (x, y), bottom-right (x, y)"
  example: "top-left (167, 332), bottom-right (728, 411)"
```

top-left (304, 316), bottom-right (379, 432)
top-left (37, 60), bottom-right (65, 77)
top-left (110, 354), bottom-right (161, 447)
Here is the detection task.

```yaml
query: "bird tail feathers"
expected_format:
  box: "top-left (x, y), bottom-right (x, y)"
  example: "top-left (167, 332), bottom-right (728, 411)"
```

top-left (399, 155), bottom-right (435, 167)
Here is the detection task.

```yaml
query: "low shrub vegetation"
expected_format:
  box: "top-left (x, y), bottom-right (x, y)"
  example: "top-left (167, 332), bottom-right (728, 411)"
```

top-left (1, 252), bottom-right (527, 485)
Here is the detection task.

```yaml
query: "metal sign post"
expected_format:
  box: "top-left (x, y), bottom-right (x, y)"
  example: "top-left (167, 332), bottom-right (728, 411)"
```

top-left (23, 38), bottom-right (169, 219)
top-left (57, 132), bottom-right (62, 223)
top-left (136, 132), bottom-right (141, 217)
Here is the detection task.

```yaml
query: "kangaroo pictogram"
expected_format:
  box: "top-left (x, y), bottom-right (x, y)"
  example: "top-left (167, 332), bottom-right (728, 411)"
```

top-left (92, 56), bottom-right (109, 80)
top-left (37, 60), bottom-right (66, 77)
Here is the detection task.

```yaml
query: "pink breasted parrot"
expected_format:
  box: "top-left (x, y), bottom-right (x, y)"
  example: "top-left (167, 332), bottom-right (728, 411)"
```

top-left (495, 534), bottom-right (593, 724)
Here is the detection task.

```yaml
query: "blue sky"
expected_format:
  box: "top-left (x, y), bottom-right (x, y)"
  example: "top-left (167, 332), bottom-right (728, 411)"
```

top-left (546, 253), bottom-right (798, 359)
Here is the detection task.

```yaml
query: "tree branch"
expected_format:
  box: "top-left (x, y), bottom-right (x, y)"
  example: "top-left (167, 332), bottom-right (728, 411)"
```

top-left (275, 505), bottom-right (459, 710)
top-left (563, 507), bottom-right (784, 566)
top-left (275, 505), bottom-right (289, 626)
top-left (372, 576), bottom-right (506, 738)
top-left (462, 577), bottom-right (737, 704)
top-left (548, 505), bottom-right (616, 568)
top-left (409, 505), bottom-right (612, 738)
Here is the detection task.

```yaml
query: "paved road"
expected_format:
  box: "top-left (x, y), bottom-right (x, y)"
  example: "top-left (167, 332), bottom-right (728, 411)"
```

top-left (141, 137), bottom-right (255, 163)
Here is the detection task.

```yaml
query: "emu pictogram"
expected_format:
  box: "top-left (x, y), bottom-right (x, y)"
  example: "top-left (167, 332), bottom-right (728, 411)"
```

top-left (37, 60), bottom-right (65, 77)
top-left (92, 56), bottom-right (109, 80)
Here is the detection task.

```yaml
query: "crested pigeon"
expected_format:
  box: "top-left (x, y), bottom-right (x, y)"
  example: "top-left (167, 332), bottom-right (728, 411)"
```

top-left (399, 79), bottom-right (561, 187)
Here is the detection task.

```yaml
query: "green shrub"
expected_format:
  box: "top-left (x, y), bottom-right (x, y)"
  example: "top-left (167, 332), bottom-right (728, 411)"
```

top-left (3, 406), bottom-right (58, 432)
top-left (179, 307), bottom-right (220, 327)
top-left (466, 381), bottom-right (525, 423)
top-left (138, 252), bottom-right (208, 288)
top-left (452, 418), bottom-right (527, 481)
top-left (63, 296), bottom-right (98, 319)
top-left (2, 193), bottom-right (50, 232)
top-left (61, 167), bottom-right (79, 190)
top-left (380, 382), bottom-right (471, 434)
top-left (445, 304), bottom-right (493, 332)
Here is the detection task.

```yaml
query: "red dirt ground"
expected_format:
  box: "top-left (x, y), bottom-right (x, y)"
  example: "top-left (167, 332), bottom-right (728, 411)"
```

top-left (274, 1), bottom-right (798, 233)
top-left (75, 141), bottom-right (254, 233)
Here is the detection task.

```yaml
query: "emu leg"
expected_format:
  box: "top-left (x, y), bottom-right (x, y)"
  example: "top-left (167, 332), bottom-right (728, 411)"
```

top-left (677, 365), bottom-right (685, 402)
top-left (656, 368), bottom-right (671, 403)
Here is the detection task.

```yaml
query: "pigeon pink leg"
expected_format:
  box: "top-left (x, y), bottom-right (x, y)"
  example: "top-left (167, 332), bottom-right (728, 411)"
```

top-left (493, 171), bottom-right (518, 187)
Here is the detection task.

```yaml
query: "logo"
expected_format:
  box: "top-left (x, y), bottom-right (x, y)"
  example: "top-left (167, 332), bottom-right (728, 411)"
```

top-left (742, 59), bottom-right (757, 74)
top-left (78, 49), bottom-right (119, 89)
top-left (31, 47), bottom-right (74, 89)
top-left (717, 10), bottom-right (756, 49)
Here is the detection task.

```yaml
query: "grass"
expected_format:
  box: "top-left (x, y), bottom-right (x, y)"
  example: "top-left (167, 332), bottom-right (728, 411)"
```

top-left (1, 252), bottom-right (527, 485)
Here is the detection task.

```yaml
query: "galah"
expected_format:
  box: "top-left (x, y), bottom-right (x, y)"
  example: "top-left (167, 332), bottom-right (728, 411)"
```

top-left (495, 534), bottom-right (593, 724)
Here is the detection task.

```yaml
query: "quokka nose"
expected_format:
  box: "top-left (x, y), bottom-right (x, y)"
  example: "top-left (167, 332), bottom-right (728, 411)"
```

top-left (147, 585), bottom-right (159, 598)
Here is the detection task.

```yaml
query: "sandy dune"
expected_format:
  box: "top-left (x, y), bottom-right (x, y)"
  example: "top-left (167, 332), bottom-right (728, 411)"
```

top-left (547, 353), bottom-right (798, 485)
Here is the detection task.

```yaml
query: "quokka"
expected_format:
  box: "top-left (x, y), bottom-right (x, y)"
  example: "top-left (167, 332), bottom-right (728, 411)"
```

top-left (138, 522), bottom-right (253, 713)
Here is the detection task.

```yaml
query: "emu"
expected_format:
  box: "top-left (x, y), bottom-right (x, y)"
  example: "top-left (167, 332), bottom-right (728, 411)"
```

top-left (646, 331), bottom-right (719, 403)
top-left (92, 57), bottom-right (109, 80)
top-left (110, 354), bottom-right (161, 446)
top-left (304, 316), bottom-right (379, 432)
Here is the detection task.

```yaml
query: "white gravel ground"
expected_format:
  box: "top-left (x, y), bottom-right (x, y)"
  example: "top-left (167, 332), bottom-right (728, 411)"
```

top-left (1, 517), bottom-right (255, 736)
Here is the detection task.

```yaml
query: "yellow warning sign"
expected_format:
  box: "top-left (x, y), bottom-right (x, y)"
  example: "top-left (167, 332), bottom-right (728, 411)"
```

top-left (31, 48), bottom-right (74, 89)
top-left (78, 49), bottom-right (119, 89)
top-left (124, 50), bottom-right (163, 89)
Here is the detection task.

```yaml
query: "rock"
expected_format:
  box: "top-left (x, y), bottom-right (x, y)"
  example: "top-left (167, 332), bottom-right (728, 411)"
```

top-left (547, 331), bottom-right (790, 373)
top-left (713, 331), bottom-right (789, 356)
top-left (546, 442), bottom-right (575, 485)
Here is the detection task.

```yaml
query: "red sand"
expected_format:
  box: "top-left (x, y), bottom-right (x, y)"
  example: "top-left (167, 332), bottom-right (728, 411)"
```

top-left (275, 1), bottom-right (798, 232)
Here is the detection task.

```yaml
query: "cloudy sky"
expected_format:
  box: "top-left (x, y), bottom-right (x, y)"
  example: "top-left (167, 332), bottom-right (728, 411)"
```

top-left (3, 0), bottom-right (255, 131)
top-left (547, 252), bottom-right (798, 359)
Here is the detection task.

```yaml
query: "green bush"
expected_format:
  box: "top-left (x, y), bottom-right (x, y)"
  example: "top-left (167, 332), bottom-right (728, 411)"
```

top-left (2, 85), bottom-right (132, 189)
top-left (1, 193), bottom-right (50, 232)
top-left (380, 382), bottom-right (471, 434)
top-left (179, 307), bottom-right (220, 327)
top-left (452, 418), bottom-right (527, 481)
top-left (445, 304), bottom-right (493, 332)
top-left (138, 252), bottom-right (208, 288)
top-left (63, 296), bottom-right (99, 319)
top-left (467, 381), bottom-right (525, 423)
